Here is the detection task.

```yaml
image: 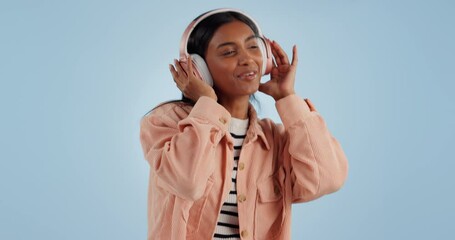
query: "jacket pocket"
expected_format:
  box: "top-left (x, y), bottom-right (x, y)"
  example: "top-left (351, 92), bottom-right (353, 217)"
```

top-left (187, 176), bottom-right (215, 234)
top-left (255, 169), bottom-right (286, 240)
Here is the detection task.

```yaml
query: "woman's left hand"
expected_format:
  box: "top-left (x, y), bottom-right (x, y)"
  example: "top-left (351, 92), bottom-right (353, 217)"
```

top-left (258, 41), bottom-right (298, 101)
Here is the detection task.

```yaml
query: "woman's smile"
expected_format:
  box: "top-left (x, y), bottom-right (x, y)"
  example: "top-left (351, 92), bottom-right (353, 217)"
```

top-left (236, 70), bottom-right (258, 81)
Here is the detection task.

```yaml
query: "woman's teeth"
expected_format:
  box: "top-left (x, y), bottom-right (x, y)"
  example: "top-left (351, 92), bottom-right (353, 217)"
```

top-left (238, 72), bottom-right (256, 79)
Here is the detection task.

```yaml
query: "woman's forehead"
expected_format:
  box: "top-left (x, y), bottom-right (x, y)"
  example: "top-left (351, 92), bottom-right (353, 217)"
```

top-left (209, 21), bottom-right (256, 45)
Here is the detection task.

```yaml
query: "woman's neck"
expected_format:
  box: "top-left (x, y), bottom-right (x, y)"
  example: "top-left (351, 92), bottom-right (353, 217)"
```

top-left (218, 95), bottom-right (250, 119)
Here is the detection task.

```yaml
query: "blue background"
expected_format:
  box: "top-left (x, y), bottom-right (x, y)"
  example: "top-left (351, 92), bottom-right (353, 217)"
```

top-left (1, 0), bottom-right (454, 239)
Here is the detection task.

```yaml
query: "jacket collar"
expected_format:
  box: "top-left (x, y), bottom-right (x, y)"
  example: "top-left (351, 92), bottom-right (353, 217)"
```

top-left (244, 103), bottom-right (270, 150)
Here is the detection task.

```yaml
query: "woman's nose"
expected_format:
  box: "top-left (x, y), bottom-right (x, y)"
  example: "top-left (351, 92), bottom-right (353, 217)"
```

top-left (237, 49), bottom-right (254, 65)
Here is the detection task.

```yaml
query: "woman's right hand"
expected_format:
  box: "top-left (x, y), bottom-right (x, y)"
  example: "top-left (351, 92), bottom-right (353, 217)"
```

top-left (169, 55), bottom-right (218, 102)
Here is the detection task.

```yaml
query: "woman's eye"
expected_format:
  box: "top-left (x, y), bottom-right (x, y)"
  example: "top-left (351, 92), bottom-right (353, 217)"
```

top-left (249, 45), bottom-right (259, 49)
top-left (222, 50), bottom-right (236, 56)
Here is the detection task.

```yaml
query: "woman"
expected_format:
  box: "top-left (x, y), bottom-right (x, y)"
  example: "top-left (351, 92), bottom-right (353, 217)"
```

top-left (140, 8), bottom-right (348, 240)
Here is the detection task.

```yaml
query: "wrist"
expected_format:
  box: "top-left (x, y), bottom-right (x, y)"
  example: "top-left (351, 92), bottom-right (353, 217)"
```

top-left (274, 91), bottom-right (295, 101)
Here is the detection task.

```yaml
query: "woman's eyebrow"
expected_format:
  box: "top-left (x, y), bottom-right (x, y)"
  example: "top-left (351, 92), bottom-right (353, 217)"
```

top-left (216, 35), bottom-right (257, 49)
top-left (245, 35), bottom-right (257, 42)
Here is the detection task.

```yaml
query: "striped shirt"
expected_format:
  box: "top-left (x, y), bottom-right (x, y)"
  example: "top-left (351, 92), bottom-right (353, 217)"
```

top-left (213, 117), bottom-right (249, 239)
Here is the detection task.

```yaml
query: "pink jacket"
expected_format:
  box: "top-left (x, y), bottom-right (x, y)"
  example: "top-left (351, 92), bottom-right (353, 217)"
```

top-left (139, 95), bottom-right (348, 240)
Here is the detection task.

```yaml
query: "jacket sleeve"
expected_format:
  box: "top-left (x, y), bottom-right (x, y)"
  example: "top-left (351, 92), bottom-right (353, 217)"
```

top-left (275, 94), bottom-right (349, 203)
top-left (139, 97), bottom-right (231, 201)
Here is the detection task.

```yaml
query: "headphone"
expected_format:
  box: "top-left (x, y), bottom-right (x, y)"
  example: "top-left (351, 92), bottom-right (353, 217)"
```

top-left (179, 8), bottom-right (273, 86)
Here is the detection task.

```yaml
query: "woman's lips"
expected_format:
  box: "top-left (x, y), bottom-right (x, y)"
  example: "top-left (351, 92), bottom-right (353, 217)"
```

top-left (237, 71), bottom-right (258, 81)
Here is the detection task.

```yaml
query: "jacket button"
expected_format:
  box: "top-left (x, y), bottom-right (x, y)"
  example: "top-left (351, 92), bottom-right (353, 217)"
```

top-left (241, 230), bottom-right (249, 238)
top-left (238, 162), bottom-right (245, 170)
top-left (238, 194), bottom-right (246, 202)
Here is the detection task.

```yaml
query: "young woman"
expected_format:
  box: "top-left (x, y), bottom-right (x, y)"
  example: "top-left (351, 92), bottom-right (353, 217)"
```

top-left (140, 8), bottom-right (348, 240)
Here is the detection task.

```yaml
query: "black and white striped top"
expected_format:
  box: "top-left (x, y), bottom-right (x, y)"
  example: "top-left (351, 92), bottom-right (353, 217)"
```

top-left (213, 117), bottom-right (249, 240)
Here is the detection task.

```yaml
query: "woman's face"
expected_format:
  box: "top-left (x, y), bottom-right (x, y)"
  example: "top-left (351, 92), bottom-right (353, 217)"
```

top-left (205, 20), bottom-right (263, 100)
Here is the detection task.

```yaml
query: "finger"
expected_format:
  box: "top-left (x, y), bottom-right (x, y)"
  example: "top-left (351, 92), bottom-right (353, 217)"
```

top-left (174, 59), bottom-right (188, 78)
top-left (304, 98), bottom-right (317, 112)
top-left (169, 64), bottom-right (181, 83)
top-left (291, 45), bottom-right (298, 66)
top-left (273, 41), bottom-right (290, 65)
top-left (271, 46), bottom-right (282, 66)
top-left (187, 55), bottom-right (194, 78)
top-left (170, 65), bottom-right (186, 92)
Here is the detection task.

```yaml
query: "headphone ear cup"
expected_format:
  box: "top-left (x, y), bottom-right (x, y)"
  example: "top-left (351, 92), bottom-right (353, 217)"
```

top-left (258, 37), bottom-right (273, 75)
top-left (190, 54), bottom-right (214, 87)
